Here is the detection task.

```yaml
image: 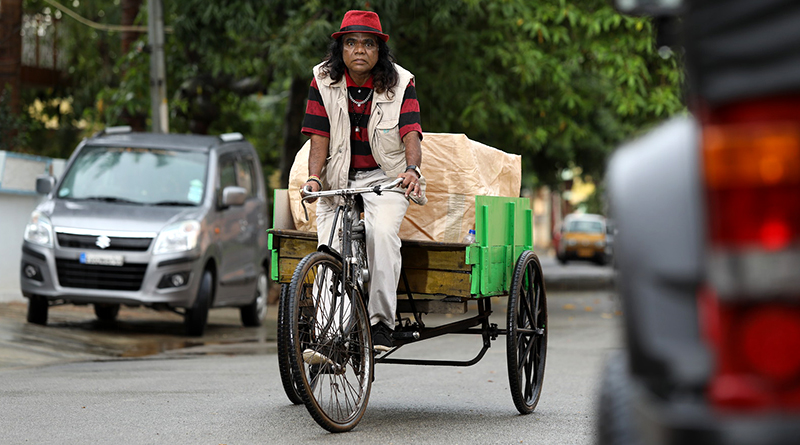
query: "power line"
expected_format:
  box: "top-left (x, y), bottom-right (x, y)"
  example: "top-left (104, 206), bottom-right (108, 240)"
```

top-left (42, 0), bottom-right (173, 34)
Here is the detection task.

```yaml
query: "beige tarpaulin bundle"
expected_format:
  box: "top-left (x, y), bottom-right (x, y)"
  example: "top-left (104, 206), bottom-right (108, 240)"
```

top-left (288, 133), bottom-right (521, 243)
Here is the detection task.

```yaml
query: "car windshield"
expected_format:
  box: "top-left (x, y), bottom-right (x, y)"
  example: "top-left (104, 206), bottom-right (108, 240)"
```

top-left (566, 220), bottom-right (604, 234)
top-left (56, 146), bottom-right (208, 206)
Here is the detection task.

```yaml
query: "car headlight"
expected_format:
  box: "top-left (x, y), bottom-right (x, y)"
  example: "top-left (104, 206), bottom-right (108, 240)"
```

top-left (595, 241), bottom-right (606, 248)
top-left (153, 220), bottom-right (201, 254)
top-left (567, 239), bottom-right (578, 246)
top-left (23, 210), bottom-right (53, 248)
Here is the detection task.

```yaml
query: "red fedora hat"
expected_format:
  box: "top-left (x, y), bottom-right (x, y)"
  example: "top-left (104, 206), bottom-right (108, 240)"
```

top-left (331, 10), bottom-right (389, 42)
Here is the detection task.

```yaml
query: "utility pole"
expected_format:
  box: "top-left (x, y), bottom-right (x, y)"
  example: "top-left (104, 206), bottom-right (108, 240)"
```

top-left (147, 0), bottom-right (168, 133)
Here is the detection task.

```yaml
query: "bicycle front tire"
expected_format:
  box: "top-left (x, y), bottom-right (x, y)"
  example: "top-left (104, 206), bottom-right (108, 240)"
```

top-left (287, 251), bottom-right (373, 433)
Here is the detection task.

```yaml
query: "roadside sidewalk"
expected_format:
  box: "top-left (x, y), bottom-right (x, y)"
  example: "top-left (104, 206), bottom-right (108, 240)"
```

top-left (0, 301), bottom-right (278, 370)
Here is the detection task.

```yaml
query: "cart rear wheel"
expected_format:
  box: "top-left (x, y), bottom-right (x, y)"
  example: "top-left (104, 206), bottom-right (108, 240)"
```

top-left (287, 251), bottom-right (373, 433)
top-left (507, 250), bottom-right (548, 414)
top-left (277, 283), bottom-right (303, 405)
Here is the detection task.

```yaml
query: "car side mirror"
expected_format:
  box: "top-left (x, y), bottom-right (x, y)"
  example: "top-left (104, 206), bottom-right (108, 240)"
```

top-left (36, 175), bottom-right (55, 195)
top-left (221, 186), bottom-right (247, 207)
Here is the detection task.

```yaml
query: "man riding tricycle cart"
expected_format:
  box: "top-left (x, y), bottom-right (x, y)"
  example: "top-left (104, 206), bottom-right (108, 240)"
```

top-left (269, 132), bottom-right (547, 432)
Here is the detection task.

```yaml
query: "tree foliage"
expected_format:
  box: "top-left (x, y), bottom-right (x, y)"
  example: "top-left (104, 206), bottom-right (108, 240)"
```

top-left (19, 0), bottom-right (684, 189)
top-left (0, 88), bottom-right (33, 151)
top-left (387, 0), bottom-right (684, 185)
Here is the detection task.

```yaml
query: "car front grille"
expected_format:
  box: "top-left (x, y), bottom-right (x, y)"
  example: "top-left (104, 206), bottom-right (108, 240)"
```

top-left (56, 233), bottom-right (153, 252)
top-left (56, 259), bottom-right (147, 291)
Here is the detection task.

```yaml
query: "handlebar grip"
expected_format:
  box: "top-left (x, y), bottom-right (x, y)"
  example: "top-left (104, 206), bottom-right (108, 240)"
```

top-left (387, 178), bottom-right (403, 188)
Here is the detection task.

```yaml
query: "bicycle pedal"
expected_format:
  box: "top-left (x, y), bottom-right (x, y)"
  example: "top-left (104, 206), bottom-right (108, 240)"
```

top-left (391, 331), bottom-right (420, 340)
top-left (303, 349), bottom-right (334, 366)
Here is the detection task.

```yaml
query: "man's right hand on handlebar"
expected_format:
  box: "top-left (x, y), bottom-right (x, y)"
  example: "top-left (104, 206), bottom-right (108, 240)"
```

top-left (302, 175), bottom-right (322, 203)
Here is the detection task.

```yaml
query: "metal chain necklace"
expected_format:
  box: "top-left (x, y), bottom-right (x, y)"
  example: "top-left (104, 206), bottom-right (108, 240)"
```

top-left (349, 89), bottom-right (373, 133)
top-left (348, 89), bottom-right (373, 107)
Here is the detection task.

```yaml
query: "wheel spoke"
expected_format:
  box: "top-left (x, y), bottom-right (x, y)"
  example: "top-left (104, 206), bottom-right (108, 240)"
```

top-left (519, 267), bottom-right (536, 324)
top-left (519, 288), bottom-right (534, 329)
top-left (524, 341), bottom-right (537, 398)
top-left (517, 323), bottom-right (537, 401)
top-left (517, 330), bottom-right (535, 375)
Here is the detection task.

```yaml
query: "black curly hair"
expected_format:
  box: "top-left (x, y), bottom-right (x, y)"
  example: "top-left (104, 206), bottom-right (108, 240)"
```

top-left (320, 36), bottom-right (399, 98)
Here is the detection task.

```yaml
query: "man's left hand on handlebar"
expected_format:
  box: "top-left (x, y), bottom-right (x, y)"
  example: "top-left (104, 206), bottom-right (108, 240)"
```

top-left (399, 168), bottom-right (420, 199)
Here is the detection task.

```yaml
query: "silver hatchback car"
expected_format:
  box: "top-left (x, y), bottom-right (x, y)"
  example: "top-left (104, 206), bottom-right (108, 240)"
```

top-left (19, 127), bottom-right (269, 336)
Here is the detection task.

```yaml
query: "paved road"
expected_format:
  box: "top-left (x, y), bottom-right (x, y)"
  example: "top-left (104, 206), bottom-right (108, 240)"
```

top-left (0, 289), bottom-right (621, 444)
top-left (538, 254), bottom-right (616, 291)
top-left (0, 255), bottom-right (619, 442)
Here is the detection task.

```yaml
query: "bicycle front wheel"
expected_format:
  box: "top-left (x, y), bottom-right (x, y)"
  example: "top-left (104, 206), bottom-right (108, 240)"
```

top-left (287, 251), bottom-right (373, 433)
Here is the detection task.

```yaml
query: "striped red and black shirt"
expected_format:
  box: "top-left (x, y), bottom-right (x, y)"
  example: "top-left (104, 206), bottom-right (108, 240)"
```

top-left (301, 71), bottom-right (422, 170)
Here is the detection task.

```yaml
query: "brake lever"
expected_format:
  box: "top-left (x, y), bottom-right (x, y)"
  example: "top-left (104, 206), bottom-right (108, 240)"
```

top-left (301, 186), bottom-right (313, 221)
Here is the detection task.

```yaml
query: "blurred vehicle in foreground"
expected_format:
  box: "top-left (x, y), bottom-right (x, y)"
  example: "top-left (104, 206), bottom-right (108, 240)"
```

top-left (599, 0), bottom-right (800, 444)
top-left (20, 127), bottom-right (269, 336)
top-left (556, 213), bottom-right (611, 266)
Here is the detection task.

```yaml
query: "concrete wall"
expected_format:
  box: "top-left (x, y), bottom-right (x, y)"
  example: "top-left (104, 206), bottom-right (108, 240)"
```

top-left (0, 151), bottom-right (65, 302)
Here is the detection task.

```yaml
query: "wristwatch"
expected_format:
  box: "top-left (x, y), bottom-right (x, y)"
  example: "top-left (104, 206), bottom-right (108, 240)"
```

top-left (405, 165), bottom-right (421, 177)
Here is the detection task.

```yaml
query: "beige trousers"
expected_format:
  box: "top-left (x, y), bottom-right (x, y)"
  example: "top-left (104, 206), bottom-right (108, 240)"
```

top-left (316, 169), bottom-right (408, 329)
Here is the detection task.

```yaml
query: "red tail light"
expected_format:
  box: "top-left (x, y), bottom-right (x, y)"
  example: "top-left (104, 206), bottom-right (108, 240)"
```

top-left (700, 289), bottom-right (800, 411)
top-left (703, 123), bottom-right (800, 249)
top-left (741, 306), bottom-right (800, 382)
top-left (701, 97), bottom-right (800, 412)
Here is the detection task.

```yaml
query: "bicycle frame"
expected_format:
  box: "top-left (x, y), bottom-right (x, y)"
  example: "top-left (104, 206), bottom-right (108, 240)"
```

top-left (301, 179), bottom-right (404, 342)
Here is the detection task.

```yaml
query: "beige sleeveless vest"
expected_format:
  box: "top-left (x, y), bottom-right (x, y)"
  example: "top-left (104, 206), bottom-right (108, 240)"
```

top-left (312, 62), bottom-right (415, 191)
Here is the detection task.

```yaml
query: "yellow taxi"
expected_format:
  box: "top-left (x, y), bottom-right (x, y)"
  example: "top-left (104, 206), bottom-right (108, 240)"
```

top-left (555, 213), bottom-right (610, 265)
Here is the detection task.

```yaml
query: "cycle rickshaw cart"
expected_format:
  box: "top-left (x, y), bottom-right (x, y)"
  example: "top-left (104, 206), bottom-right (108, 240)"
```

top-left (269, 182), bottom-right (548, 432)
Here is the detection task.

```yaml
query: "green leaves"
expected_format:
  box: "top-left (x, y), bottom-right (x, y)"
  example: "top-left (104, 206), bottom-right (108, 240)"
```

top-left (390, 0), bottom-right (684, 185)
top-left (19, 0), bottom-right (683, 191)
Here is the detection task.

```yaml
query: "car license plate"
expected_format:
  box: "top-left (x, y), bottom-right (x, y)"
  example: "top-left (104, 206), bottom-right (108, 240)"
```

top-left (577, 248), bottom-right (594, 258)
top-left (80, 252), bottom-right (124, 267)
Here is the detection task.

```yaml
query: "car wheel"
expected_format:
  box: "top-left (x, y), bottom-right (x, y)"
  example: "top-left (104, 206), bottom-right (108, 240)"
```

top-left (240, 268), bottom-right (268, 327)
top-left (27, 295), bottom-right (48, 325)
top-left (185, 269), bottom-right (213, 337)
top-left (597, 351), bottom-right (642, 445)
top-left (94, 303), bottom-right (120, 322)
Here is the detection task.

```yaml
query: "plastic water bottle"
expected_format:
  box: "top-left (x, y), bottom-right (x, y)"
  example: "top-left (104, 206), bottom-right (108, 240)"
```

top-left (463, 229), bottom-right (476, 244)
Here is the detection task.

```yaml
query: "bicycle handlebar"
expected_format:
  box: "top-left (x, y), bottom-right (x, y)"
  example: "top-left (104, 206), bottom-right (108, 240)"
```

top-left (300, 177), bottom-right (405, 221)
top-left (301, 177), bottom-right (404, 201)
